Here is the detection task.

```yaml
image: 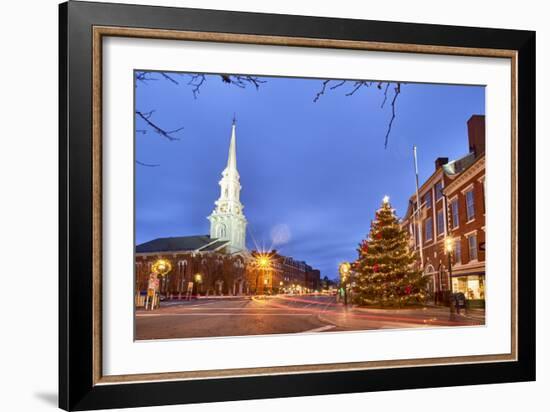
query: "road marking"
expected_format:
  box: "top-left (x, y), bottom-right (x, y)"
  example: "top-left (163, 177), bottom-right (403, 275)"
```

top-left (137, 313), bottom-right (315, 317)
top-left (301, 325), bottom-right (336, 333)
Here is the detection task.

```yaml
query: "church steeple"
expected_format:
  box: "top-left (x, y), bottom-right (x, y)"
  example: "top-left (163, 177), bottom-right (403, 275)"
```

top-left (207, 117), bottom-right (248, 252)
top-left (225, 117), bottom-right (237, 172)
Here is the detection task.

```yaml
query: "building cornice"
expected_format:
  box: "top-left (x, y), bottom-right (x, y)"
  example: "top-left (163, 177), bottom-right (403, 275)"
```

top-left (444, 155), bottom-right (485, 194)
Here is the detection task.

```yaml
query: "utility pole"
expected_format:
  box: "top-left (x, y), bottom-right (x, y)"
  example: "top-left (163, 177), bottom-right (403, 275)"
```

top-left (413, 146), bottom-right (424, 267)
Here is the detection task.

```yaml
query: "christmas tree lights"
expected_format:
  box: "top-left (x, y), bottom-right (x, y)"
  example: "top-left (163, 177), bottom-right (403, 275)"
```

top-left (352, 196), bottom-right (427, 307)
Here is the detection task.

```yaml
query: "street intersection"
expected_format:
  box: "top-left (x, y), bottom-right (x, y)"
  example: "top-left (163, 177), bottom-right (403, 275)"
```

top-left (136, 294), bottom-right (485, 340)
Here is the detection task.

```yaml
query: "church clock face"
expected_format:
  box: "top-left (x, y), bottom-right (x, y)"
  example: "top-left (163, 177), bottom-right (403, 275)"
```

top-left (207, 119), bottom-right (247, 252)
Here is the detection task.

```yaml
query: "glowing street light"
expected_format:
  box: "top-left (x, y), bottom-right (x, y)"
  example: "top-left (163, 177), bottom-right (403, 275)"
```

top-left (254, 252), bottom-right (273, 295)
top-left (444, 237), bottom-right (454, 293)
top-left (152, 258), bottom-right (172, 276)
top-left (445, 236), bottom-right (454, 253)
top-left (151, 259), bottom-right (172, 305)
top-left (339, 262), bottom-right (351, 307)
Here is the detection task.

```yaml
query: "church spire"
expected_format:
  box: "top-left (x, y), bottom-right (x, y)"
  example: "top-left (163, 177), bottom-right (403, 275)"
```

top-left (208, 116), bottom-right (247, 252)
top-left (226, 116), bottom-right (237, 171)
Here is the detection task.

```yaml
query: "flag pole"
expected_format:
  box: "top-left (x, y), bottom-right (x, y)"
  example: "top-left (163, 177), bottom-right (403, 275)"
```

top-left (413, 146), bottom-right (424, 267)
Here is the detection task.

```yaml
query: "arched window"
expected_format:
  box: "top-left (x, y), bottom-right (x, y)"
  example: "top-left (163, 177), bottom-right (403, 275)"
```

top-left (218, 224), bottom-right (227, 238)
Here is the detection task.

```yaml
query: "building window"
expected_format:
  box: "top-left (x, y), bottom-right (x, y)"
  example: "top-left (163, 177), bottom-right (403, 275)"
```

top-left (436, 210), bottom-right (444, 236)
top-left (468, 233), bottom-right (478, 261)
top-left (435, 181), bottom-right (443, 201)
top-left (425, 217), bottom-right (433, 241)
top-left (454, 239), bottom-right (462, 265)
top-left (451, 198), bottom-right (459, 228)
top-left (424, 191), bottom-right (432, 209)
top-left (481, 179), bottom-right (486, 214)
top-left (466, 189), bottom-right (475, 221)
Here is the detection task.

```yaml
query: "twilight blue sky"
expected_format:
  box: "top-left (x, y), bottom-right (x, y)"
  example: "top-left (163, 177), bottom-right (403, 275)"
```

top-left (135, 72), bottom-right (484, 280)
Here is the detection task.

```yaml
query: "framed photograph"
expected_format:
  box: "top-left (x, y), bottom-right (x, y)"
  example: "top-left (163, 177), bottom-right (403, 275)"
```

top-left (59, 1), bottom-right (535, 410)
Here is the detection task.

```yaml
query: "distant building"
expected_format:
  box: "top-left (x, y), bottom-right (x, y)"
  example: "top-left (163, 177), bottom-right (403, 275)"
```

top-left (305, 265), bottom-right (321, 291)
top-left (401, 115), bottom-right (485, 305)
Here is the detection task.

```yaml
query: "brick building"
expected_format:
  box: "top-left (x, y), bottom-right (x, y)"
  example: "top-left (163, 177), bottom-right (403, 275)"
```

top-left (401, 115), bottom-right (485, 305)
top-left (135, 235), bottom-right (251, 297)
top-left (305, 265), bottom-right (321, 291)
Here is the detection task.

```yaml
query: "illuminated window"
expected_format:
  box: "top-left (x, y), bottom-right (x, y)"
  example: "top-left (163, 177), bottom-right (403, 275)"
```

top-left (468, 233), bottom-right (478, 261)
top-left (454, 240), bottom-right (462, 264)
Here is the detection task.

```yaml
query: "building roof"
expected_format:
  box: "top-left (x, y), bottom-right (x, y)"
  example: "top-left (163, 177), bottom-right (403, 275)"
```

top-left (136, 235), bottom-right (229, 253)
top-left (200, 239), bottom-right (230, 251)
top-left (442, 152), bottom-right (476, 176)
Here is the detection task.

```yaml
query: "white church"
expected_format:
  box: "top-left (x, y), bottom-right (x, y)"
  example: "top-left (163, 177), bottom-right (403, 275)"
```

top-left (136, 118), bottom-right (249, 257)
top-left (207, 118), bottom-right (248, 253)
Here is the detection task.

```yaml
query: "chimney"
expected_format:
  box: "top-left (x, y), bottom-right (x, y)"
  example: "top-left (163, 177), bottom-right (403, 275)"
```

top-left (467, 115), bottom-right (486, 156)
top-left (435, 157), bottom-right (449, 170)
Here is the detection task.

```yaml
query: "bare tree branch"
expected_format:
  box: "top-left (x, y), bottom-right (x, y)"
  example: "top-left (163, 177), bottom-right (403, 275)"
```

top-left (135, 110), bottom-right (183, 141)
top-left (135, 71), bottom-right (158, 84)
top-left (313, 80), bottom-right (331, 103)
top-left (187, 74), bottom-right (206, 98)
top-left (313, 79), bottom-right (403, 148)
top-left (160, 72), bottom-right (179, 85)
top-left (384, 83), bottom-right (401, 149)
top-left (221, 75), bottom-right (266, 89)
top-left (380, 83), bottom-right (391, 108)
top-left (136, 160), bottom-right (160, 167)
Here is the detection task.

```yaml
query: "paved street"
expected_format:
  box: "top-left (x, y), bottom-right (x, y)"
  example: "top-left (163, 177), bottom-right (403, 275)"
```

top-left (136, 294), bottom-right (485, 340)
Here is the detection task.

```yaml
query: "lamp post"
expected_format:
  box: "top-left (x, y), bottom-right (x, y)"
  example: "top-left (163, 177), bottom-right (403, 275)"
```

top-left (339, 262), bottom-right (351, 308)
top-left (254, 252), bottom-right (272, 295)
top-left (151, 258), bottom-right (172, 309)
top-left (194, 273), bottom-right (203, 297)
top-left (445, 237), bottom-right (454, 295)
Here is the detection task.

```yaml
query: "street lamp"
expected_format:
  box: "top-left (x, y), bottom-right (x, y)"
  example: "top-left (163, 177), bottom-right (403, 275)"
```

top-left (254, 252), bottom-right (272, 295)
top-left (339, 262), bottom-right (351, 307)
top-left (194, 273), bottom-right (203, 296)
top-left (444, 237), bottom-right (454, 294)
top-left (151, 258), bottom-right (172, 306)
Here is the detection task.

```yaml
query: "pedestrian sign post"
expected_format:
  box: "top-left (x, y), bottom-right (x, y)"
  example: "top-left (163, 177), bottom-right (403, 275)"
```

top-left (186, 281), bottom-right (194, 300)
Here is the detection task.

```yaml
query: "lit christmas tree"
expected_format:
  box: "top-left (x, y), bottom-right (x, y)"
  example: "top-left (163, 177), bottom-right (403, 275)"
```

top-left (352, 195), bottom-right (427, 307)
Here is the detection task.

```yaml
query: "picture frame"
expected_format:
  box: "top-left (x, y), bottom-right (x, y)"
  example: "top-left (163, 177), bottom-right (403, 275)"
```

top-left (59, 1), bottom-right (536, 410)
